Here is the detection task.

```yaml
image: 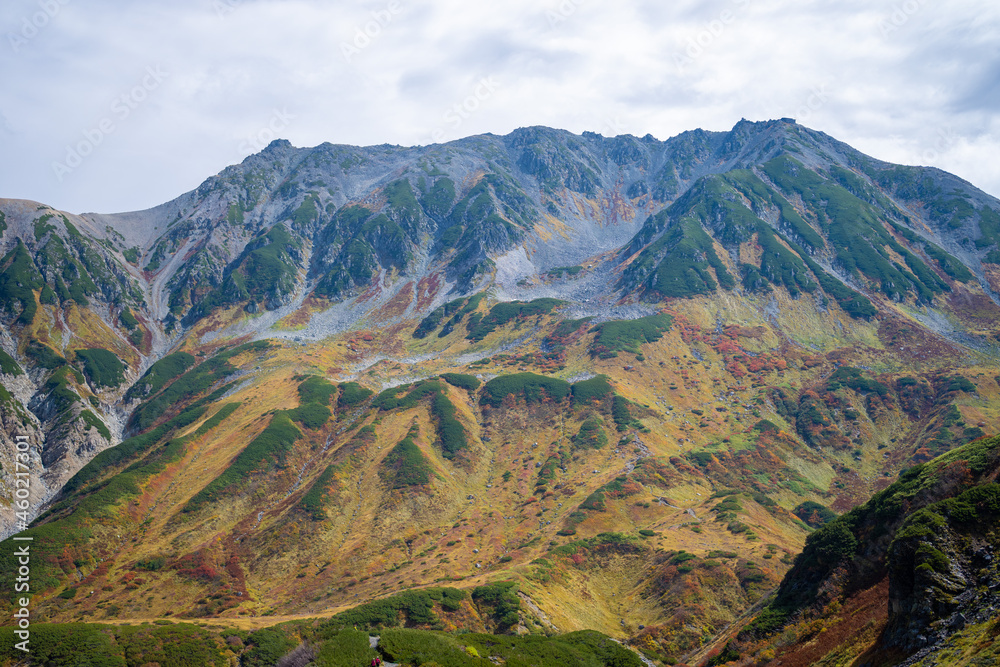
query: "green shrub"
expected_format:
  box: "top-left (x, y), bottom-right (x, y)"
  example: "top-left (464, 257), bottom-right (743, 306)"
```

top-left (126, 352), bottom-right (195, 399)
top-left (466, 298), bottom-right (564, 342)
top-left (549, 317), bottom-right (594, 341)
top-left (793, 501), bottom-right (837, 527)
top-left (319, 587), bottom-right (463, 631)
top-left (129, 344), bottom-right (264, 430)
top-left (421, 177), bottom-right (456, 219)
top-left (440, 372), bottom-right (481, 390)
top-left (26, 341), bottom-right (65, 369)
top-left (0, 624), bottom-right (126, 666)
top-left (316, 628), bottom-right (377, 666)
top-left (753, 419), bottom-right (779, 433)
top-left (627, 212), bottom-right (734, 298)
top-left (763, 156), bottom-right (947, 304)
top-left (80, 409), bottom-right (111, 439)
top-left (589, 313), bottom-right (673, 356)
top-left (432, 391), bottom-right (468, 459)
top-left (382, 426), bottom-right (433, 488)
top-left (915, 544), bottom-right (950, 574)
top-left (827, 366), bottom-right (888, 395)
top-left (190, 224), bottom-right (301, 317)
top-left (611, 395), bottom-right (633, 431)
top-left (297, 465), bottom-right (337, 520)
top-left (44, 366), bottom-right (82, 416)
top-left (241, 628), bottom-right (297, 667)
top-left (472, 581), bottom-right (521, 628)
top-left (573, 415), bottom-right (608, 450)
top-left (0, 348), bottom-right (23, 375)
top-left (298, 375), bottom-right (338, 405)
top-left (944, 375), bottom-right (976, 393)
top-left (480, 373), bottom-right (570, 407)
top-left (286, 403), bottom-right (332, 429)
top-left (378, 629), bottom-right (481, 667)
top-left (570, 375), bottom-right (613, 406)
top-left (339, 381), bottom-right (374, 407)
top-left (119, 306), bottom-right (139, 329)
top-left (75, 348), bottom-right (126, 388)
top-left (0, 240), bottom-right (44, 325)
top-left (802, 517), bottom-right (858, 566)
top-left (136, 555), bottom-right (167, 571)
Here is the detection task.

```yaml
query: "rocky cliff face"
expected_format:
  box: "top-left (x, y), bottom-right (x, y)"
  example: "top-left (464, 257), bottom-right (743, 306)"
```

top-left (704, 435), bottom-right (1000, 666)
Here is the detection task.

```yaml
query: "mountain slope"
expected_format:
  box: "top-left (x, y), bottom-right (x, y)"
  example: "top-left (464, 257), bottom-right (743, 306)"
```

top-left (699, 433), bottom-right (1000, 667)
top-left (2, 119), bottom-right (1000, 666)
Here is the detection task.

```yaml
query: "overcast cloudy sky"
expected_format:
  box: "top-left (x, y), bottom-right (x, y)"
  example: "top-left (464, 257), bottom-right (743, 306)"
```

top-left (1, 0), bottom-right (998, 214)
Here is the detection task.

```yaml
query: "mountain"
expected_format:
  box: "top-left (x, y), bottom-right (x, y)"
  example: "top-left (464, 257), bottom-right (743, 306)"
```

top-left (1, 118), bottom-right (1000, 665)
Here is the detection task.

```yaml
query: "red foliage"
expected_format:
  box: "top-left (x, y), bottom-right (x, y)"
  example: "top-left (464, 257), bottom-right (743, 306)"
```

top-left (172, 550), bottom-right (222, 583)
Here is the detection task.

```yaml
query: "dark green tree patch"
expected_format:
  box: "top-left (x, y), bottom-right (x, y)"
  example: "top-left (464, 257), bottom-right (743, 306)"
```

top-left (297, 465), bottom-right (337, 520)
top-left (440, 372), bottom-right (481, 390)
top-left (381, 426), bottom-right (433, 489)
top-left (573, 415), bottom-right (609, 449)
top-left (26, 341), bottom-right (65, 369)
top-left (338, 381), bottom-right (374, 407)
top-left (432, 391), bottom-right (468, 459)
top-left (466, 298), bottom-right (564, 342)
top-left (589, 313), bottom-right (673, 358)
top-left (571, 374), bottom-right (613, 406)
top-left (794, 501), bottom-right (838, 527)
top-left (0, 348), bottom-right (23, 375)
top-left (827, 366), bottom-right (888, 395)
top-left (80, 410), bottom-right (111, 439)
top-left (285, 403), bottom-right (331, 429)
top-left (480, 373), bottom-right (571, 407)
top-left (297, 375), bottom-right (338, 405)
top-left (0, 241), bottom-right (44, 325)
top-left (472, 581), bottom-right (521, 629)
top-left (125, 351), bottom-right (196, 401)
top-left (75, 348), bottom-right (126, 388)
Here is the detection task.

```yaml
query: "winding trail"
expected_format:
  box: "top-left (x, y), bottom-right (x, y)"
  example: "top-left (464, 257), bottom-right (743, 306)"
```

top-left (368, 635), bottom-right (400, 666)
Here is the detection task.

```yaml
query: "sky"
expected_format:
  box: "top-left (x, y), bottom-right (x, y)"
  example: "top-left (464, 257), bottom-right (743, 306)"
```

top-left (1, 0), bottom-right (998, 214)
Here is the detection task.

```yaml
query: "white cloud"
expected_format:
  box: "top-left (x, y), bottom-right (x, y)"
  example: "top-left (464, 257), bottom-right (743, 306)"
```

top-left (0, 0), bottom-right (998, 213)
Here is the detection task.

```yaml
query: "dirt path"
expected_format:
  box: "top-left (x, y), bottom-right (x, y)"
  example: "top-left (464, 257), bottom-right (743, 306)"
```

top-left (368, 635), bottom-right (400, 666)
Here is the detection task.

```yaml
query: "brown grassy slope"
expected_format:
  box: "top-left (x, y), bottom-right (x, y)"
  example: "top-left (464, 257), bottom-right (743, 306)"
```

top-left (16, 285), bottom-right (1000, 664)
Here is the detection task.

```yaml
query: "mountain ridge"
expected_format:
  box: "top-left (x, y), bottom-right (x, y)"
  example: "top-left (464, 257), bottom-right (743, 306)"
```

top-left (3, 118), bottom-right (1000, 666)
